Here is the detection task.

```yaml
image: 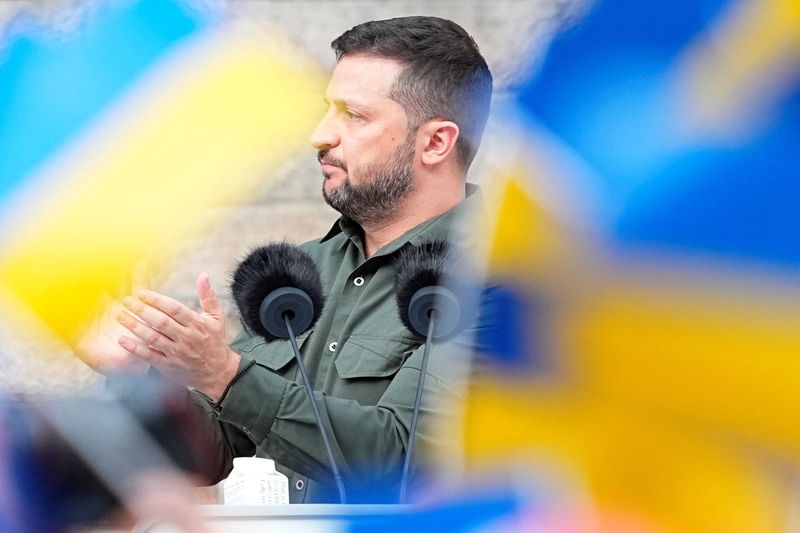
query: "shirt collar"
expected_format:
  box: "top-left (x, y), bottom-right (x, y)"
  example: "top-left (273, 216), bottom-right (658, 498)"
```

top-left (319, 183), bottom-right (483, 256)
top-left (319, 214), bottom-right (356, 243)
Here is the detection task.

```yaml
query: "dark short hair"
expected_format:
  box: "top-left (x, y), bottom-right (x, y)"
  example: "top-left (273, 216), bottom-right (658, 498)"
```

top-left (331, 16), bottom-right (493, 171)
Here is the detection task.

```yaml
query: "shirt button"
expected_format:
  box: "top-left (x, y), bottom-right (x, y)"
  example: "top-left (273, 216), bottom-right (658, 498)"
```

top-left (353, 276), bottom-right (365, 287)
top-left (295, 479), bottom-right (305, 490)
top-left (328, 341), bottom-right (338, 352)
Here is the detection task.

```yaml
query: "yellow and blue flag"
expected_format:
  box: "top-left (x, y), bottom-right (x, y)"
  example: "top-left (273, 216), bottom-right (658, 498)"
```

top-left (463, 0), bottom-right (800, 530)
top-left (0, 0), bottom-right (324, 343)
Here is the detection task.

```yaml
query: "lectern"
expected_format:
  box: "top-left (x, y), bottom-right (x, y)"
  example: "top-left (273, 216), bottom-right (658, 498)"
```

top-left (135, 504), bottom-right (408, 532)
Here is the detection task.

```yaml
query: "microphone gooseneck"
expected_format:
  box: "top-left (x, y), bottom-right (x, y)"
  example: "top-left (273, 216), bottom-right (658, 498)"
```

top-left (394, 240), bottom-right (467, 503)
top-left (282, 314), bottom-right (346, 504)
top-left (231, 243), bottom-right (346, 503)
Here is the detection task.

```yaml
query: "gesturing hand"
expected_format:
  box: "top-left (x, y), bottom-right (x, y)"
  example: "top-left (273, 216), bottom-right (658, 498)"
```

top-left (75, 262), bottom-right (151, 375)
top-left (116, 273), bottom-right (241, 401)
top-left (75, 296), bottom-right (151, 375)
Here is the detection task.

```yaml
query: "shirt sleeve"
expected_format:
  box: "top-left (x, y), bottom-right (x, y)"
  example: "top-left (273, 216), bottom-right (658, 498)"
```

top-left (188, 361), bottom-right (258, 483)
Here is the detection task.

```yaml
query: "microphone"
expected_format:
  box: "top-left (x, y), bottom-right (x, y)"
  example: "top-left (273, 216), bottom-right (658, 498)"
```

top-left (394, 240), bottom-right (470, 503)
top-left (231, 242), bottom-right (346, 503)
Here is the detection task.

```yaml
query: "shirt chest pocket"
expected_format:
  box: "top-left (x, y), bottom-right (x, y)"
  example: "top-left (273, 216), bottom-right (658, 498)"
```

top-left (334, 335), bottom-right (421, 379)
top-left (233, 331), bottom-right (312, 375)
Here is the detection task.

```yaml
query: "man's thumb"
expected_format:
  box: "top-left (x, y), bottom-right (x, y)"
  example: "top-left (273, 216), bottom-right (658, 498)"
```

top-left (196, 273), bottom-right (224, 319)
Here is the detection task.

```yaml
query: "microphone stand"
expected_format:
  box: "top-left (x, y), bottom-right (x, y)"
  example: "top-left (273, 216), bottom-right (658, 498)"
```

top-left (284, 314), bottom-right (347, 504)
top-left (399, 310), bottom-right (436, 504)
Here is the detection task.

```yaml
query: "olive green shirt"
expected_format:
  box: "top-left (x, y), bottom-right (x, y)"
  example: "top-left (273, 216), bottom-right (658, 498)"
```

top-left (198, 185), bottom-right (480, 503)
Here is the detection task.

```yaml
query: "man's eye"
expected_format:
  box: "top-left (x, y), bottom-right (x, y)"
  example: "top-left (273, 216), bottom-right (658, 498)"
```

top-left (345, 110), bottom-right (360, 120)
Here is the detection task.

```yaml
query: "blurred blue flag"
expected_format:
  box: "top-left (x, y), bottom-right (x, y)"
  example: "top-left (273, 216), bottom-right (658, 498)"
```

top-left (516, 0), bottom-right (800, 268)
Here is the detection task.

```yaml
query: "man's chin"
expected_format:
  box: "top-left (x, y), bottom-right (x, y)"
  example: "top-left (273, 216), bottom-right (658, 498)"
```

top-left (322, 181), bottom-right (343, 208)
top-left (323, 177), bottom-right (345, 197)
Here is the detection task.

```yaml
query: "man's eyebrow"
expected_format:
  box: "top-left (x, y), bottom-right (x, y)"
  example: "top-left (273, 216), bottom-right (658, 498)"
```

top-left (324, 96), bottom-right (369, 110)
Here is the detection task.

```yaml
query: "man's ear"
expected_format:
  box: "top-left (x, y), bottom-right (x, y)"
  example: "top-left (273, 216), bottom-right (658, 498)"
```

top-left (419, 120), bottom-right (459, 166)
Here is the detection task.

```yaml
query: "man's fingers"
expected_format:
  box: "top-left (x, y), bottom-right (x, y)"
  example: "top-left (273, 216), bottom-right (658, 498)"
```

top-left (117, 310), bottom-right (172, 352)
top-left (118, 336), bottom-right (164, 363)
top-left (122, 296), bottom-right (184, 340)
top-left (196, 273), bottom-right (224, 319)
top-left (136, 289), bottom-right (194, 327)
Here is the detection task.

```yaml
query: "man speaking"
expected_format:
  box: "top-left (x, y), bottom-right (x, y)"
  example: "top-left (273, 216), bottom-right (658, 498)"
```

top-left (79, 16), bottom-right (492, 503)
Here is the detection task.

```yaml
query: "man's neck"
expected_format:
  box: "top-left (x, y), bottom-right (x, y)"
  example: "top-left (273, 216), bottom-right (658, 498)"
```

top-left (360, 183), bottom-right (466, 258)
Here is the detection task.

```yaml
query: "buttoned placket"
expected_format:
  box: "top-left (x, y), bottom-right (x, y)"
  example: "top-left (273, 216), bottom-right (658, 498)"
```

top-left (312, 247), bottom-right (366, 389)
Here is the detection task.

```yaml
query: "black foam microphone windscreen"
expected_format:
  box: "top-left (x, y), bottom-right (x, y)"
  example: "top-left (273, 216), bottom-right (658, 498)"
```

top-left (231, 243), bottom-right (324, 340)
top-left (395, 240), bottom-right (469, 341)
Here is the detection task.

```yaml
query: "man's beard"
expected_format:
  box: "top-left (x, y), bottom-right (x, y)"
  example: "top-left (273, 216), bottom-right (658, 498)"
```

top-left (319, 138), bottom-right (415, 226)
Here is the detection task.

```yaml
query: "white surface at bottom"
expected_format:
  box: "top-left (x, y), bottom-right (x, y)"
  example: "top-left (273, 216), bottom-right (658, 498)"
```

top-left (135, 504), bottom-right (407, 533)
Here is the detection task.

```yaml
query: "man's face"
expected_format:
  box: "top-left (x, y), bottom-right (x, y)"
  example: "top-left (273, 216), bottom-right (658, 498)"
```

top-left (311, 54), bottom-right (417, 225)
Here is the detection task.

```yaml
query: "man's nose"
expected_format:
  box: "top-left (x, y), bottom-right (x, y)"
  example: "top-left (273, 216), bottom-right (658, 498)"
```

top-left (310, 113), bottom-right (339, 151)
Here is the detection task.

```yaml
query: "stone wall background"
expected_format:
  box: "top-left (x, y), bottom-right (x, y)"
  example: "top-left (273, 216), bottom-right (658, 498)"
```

top-left (0, 0), bottom-right (581, 394)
